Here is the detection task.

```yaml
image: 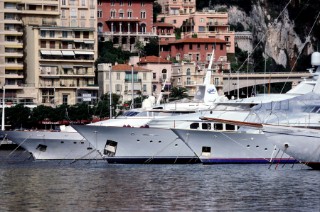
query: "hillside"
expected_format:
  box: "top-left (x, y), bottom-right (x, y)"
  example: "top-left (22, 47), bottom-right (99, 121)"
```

top-left (198, 0), bottom-right (320, 71)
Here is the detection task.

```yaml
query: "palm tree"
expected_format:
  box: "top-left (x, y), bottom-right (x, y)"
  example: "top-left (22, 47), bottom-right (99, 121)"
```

top-left (169, 87), bottom-right (189, 101)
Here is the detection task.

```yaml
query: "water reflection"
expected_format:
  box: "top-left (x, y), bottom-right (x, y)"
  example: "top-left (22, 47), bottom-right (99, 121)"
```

top-left (0, 159), bottom-right (319, 211)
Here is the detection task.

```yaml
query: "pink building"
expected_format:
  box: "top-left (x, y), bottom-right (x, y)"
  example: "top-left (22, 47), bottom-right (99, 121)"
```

top-left (137, 56), bottom-right (172, 98)
top-left (160, 38), bottom-right (228, 66)
top-left (157, 0), bottom-right (196, 16)
top-left (97, 0), bottom-right (157, 52)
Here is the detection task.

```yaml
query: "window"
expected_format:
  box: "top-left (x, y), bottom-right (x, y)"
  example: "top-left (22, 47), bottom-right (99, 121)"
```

top-left (173, 20), bottom-right (176, 24)
top-left (220, 43), bottom-right (223, 50)
top-left (197, 44), bottom-right (200, 50)
top-left (140, 11), bottom-right (146, 19)
top-left (189, 43), bottom-right (192, 50)
top-left (117, 73), bottom-right (120, 80)
top-left (186, 68), bottom-right (191, 75)
top-left (152, 85), bottom-right (157, 92)
top-left (143, 84), bottom-right (147, 92)
top-left (90, 10), bottom-right (95, 18)
top-left (41, 41), bottom-right (46, 48)
top-left (143, 73), bottom-right (147, 80)
top-left (98, 10), bottom-right (102, 18)
top-left (128, 0), bottom-right (132, 6)
top-left (63, 94), bottom-right (68, 104)
top-left (62, 0), bottom-right (66, 5)
top-left (81, 0), bottom-right (86, 6)
top-left (111, 10), bottom-right (116, 18)
top-left (205, 44), bottom-right (208, 50)
top-left (200, 18), bottom-right (204, 22)
top-left (62, 31), bottom-right (68, 38)
top-left (75, 31), bottom-right (80, 38)
top-left (127, 11), bottom-right (132, 18)
top-left (49, 31), bottom-right (55, 38)
top-left (70, 8), bottom-right (77, 18)
top-left (196, 54), bottom-right (200, 61)
top-left (153, 73), bottom-right (156, 79)
top-left (80, 10), bottom-right (86, 18)
top-left (141, 1), bottom-right (145, 6)
top-left (111, 0), bottom-right (114, 6)
top-left (41, 31), bottom-right (46, 37)
top-left (98, 0), bottom-right (101, 5)
top-left (119, 9), bottom-right (124, 18)
top-left (162, 69), bottom-right (167, 80)
top-left (186, 77), bottom-right (191, 85)
top-left (50, 41), bottom-right (55, 48)
top-left (83, 31), bottom-right (89, 38)
top-left (61, 9), bottom-right (66, 18)
top-left (120, 1), bottom-right (123, 6)
top-left (116, 84), bottom-right (121, 92)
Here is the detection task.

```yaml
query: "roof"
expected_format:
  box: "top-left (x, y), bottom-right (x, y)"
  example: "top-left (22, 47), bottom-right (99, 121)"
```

top-left (170, 38), bottom-right (227, 44)
top-left (138, 56), bottom-right (172, 64)
top-left (111, 64), bottom-right (151, 72)
top-left (154, 22), bottom-right (175, 28)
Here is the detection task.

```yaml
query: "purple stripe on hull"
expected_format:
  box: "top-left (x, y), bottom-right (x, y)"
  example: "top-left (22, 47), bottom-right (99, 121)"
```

top-left (105, 157), bottom-right (200, 164)
top-left (201, 158), bottom-right (297, 164)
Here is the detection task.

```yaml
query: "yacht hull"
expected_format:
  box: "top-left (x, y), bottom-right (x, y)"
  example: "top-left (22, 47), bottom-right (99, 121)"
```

top-left (2, 131), bottom-right (102, 160)
top-left (263, 125), bottom-right (320, 170)
top-left (73, 125), bottom-right (200, 164)
top-left (171, 129), bottom-right (296, 164)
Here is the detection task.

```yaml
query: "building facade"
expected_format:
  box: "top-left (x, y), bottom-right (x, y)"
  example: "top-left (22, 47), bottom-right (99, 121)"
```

top-left (0, 0), bottom-right (98, 106)
top-left (97, 0), bottom-right (157, 52)
top-left (98, 63), bottom-right (152, 105)
top-left (137, 56), bottom-right (172, 100)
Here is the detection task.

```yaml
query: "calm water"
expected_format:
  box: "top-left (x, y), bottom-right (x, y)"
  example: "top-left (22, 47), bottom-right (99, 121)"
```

top-left (0, 151), bottom-right (319, 211)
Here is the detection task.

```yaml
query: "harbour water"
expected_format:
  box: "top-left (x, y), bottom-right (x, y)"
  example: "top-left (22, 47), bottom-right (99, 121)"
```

top-left (0, 150), bottom-right (319, 211)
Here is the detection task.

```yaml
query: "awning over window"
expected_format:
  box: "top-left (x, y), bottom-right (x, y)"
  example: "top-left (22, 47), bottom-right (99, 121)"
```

top-left (61, 65), bottom-right (73, 69)
top-left (40, 50), bottom-right (51, 55)
top-left (74, 51), bottom-right (94, 55)
top-left (84, 40), bottom-right (94, 44)
top-left (50, 50), bottom-right (62, 55)
top-left (74, 40), bottom-right (83, 43)
top-left (62, 51), bottom-right (75, 56)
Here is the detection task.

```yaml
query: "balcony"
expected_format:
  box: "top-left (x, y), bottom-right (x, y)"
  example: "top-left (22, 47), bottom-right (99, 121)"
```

top-left (99, 31), bottom-right (157, 37)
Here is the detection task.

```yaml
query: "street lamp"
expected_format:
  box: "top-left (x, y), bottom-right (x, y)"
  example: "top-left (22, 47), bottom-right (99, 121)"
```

top-left (131, 64), bottom-right (134, 109)
top-left (109, 65), bottom-right (112, 119)
top-left (1, 85), bottom-right (5, 131)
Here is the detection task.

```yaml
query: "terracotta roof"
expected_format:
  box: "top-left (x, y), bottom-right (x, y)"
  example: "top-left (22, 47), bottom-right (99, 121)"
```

top-left (154, 22), bottom-right (175, 28)
top-left (138, 56), bottom-right (172, 64)
top-left (170, 38), bottom-right (227, 44)
top-left (111, 64), bottom-right (151, 72)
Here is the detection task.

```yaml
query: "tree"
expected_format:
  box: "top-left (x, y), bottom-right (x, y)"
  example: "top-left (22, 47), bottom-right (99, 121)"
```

top-left (169, 87), bottom-right (189, 100)
top-left (153, 1), bottom-right (162, 22)
top-left (143, 37), bottom-right (159, 56)
top-left (5, 104), bottom-right (31, 129)
top-left (96, 41), bottom-right (131, 65)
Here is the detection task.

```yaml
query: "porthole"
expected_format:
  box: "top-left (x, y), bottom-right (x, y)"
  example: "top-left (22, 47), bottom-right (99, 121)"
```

top-left (158, 141), bottom-right (161, 143)
top-left (61, 141), bottom-right (64, 144)
top-left (247, 145), bottom-right (250, 147)
top-left (175, 144), bottom-right (178, 146)
top-left (264, 148), bottom-right (268, 150)
top-left (256, 145), bottom-right (259, 148)
top-left (81, 141), bottom-right (84, 144)
top-left (74, 141), bottom-right (77, 144)
top-left (150, 140), bottom-right (153, 143)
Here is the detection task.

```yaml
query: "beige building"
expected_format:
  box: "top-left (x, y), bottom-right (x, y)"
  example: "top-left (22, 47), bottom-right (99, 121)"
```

top-left (0, 0), bottom-right (98, 106)
top-left (97, 63), bottom-right (152, 105)
top-left (157, 0), bottom-right (196, 16)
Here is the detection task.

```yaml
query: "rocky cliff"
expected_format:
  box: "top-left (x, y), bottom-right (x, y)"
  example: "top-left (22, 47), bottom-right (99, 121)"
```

top-left (199, 0), bottom-right (320, 70)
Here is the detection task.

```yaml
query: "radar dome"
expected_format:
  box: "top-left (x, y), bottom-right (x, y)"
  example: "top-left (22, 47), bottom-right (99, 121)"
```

top-left (311, 52), bottom-right (320, 66)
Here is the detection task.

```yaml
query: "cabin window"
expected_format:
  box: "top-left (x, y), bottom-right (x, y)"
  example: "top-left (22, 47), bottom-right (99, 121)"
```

top-left (201, 146), bottom-right (211, 157)
top-left (226, 124), bottom-right (235, 131)
top-left (104, 140), bottom-right (117, 156)
top-left (190, 123), bottom-right (199, 129)
top-left (202, 123), bottom-right (211, 130)
top-left (214, 123), bottom-right (223, 130)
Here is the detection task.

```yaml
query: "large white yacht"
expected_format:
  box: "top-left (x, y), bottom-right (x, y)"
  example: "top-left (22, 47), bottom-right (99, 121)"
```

top-left (74, 53), bottom-right (320, 164)
top-left (172, 52), bottom-right (320, 164)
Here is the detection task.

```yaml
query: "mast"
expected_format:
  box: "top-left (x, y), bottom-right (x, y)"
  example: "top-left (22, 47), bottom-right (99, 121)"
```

top-left (203, 48), bottom-right (215, 85)
top-left (1, 86), bottom-right (5, 131)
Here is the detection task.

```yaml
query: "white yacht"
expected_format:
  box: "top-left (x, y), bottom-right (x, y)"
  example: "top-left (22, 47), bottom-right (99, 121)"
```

top-left (262, 124), bottom-right (320, 170)
top-left (74, 53), bottom-right (320, 164)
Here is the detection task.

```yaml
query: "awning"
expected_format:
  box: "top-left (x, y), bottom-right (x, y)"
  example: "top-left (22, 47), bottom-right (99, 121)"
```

top-left (62, 51), bottom-right (75, 56)
top-left (74, 40), bottom-right (83, 42)
top-left (61, 65), bottom-right (73, 69)
top-left (74, 51), bottom-right (94, 55)
top-left (40, 50), bottom-right (51, 55)
top-left (5, 44), bottom-right (23, 48)
top-left (84, 40), bottom-right (94, 44)
top-left (50, 50), bottom-right (62, 55)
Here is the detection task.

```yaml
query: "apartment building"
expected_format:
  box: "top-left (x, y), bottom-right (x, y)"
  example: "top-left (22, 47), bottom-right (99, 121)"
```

top-left (0, 0), bottom-right (98, 106)
top-left (137, 55), bottom-right (172, 99)
top-left (97, 63), bottom-right (152, 104)
top-left (97, 0), bottom-right (157, 52)
top-left (157, 0), bottom-right (196, 16)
